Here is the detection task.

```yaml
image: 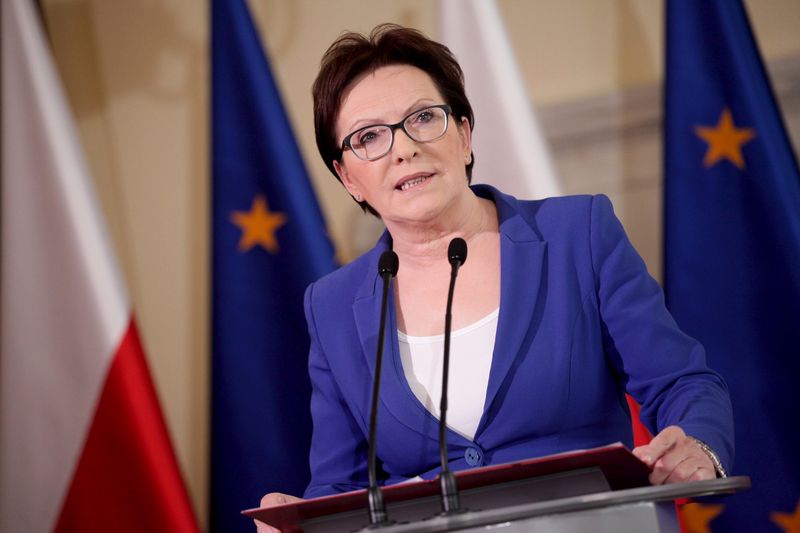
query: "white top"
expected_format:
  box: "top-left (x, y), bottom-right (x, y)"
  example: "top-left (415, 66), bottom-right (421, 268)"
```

top-left (398, 308), bottom-right (499, 441)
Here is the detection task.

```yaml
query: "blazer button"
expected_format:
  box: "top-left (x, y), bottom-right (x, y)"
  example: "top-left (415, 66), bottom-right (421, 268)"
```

top-left (464, 447), bottom-right (483, 467)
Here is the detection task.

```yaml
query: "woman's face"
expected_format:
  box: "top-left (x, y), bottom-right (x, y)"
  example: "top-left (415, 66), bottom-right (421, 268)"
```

top-left (333, 65), bottom-right (472, 225)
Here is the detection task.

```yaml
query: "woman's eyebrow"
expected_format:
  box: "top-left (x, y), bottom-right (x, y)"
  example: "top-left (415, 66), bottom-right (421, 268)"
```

top-left (345, 99), bottom-right (438, 133)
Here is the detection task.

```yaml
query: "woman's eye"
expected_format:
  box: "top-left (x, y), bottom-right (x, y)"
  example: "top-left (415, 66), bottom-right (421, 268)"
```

top-left (414, 110), bottom-right (433, 123)
top-left (358, 130), bottom-right (379, 145)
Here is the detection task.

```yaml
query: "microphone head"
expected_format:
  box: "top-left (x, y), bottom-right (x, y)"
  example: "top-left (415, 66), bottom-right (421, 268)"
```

top-left (447, 237), bottom-right (468, 266)
top-left (378, 250), bottom-right (399, 277)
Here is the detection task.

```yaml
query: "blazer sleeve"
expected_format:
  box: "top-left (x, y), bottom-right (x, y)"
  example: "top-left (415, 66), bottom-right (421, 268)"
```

top-left (302, 282), bottom-right (371, 498)
top-left (588, 194), bottom-right (734, 471)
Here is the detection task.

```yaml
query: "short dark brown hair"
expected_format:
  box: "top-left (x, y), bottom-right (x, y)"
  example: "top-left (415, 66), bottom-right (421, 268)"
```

top-left (312, 24), bottom-right (475, 215)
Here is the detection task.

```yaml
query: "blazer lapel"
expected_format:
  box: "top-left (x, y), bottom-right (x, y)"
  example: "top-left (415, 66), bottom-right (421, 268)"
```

top-left (352, 234), bottom-right (389, 379)
top-left (476, 189), bottom-right (547, 437)
top-left (351, 234), bottom-right (442, 441)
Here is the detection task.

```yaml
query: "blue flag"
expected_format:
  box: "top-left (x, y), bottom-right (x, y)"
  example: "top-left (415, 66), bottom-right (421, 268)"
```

top-left (665, 1), bottom-right (800, 530)
top-left (211, 0), bottom-right (337, 531)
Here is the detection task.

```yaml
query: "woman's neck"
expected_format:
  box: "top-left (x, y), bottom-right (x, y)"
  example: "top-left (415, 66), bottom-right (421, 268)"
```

top-left (386, 193), bottom-right (498, 268)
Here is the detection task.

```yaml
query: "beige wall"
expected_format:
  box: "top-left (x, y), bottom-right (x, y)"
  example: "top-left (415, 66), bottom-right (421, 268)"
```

top-left (40, 0), bottom-right (800, 527)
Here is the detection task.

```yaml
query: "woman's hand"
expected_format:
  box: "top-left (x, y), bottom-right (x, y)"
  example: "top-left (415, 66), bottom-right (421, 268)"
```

top-left (632, 425), bottom-right (717, 484)
top-left (254, 493), bottom-right (304, 533)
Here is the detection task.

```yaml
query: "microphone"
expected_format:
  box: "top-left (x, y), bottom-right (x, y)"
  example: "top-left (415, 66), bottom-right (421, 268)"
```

top-left (438, 237), bottom-right (468, 515)
top-left (448, 237), bottom-right (468, 267)
top-left (364, 250), bottom-right (399, 528)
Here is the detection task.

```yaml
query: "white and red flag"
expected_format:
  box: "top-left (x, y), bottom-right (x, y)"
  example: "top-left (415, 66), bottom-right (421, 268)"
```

top-left (439, 0), bottom-right (561, 199)
top-left (1, 0), bottom-right (200, 531)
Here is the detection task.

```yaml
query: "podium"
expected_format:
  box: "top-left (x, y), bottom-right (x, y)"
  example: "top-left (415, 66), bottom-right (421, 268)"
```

top-left (243, 444), bottom-right (749, 532)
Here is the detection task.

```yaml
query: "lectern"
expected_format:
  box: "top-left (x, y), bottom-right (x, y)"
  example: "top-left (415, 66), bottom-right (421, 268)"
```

top-left (244, 443), bottom-right (749, 532)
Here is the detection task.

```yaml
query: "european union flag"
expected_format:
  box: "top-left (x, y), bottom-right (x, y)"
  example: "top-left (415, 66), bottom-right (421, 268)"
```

top-left (211, 0), bottom-right (336, 531)
top-left (665, 1), bottom-right (800, 530)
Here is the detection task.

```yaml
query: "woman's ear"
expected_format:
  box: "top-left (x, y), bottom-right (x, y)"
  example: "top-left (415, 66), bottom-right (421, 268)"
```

top-left (334, 160), bottom-right (361, 200)
top-left (458, 116), bottom-right (473, 161)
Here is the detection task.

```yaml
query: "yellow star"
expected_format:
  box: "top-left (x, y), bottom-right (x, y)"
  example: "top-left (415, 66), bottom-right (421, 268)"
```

top-left (679, 502), bottom-right (724, 533)
top-left (772, 499), bottom-right (800, 533)
top-left (230, 195), bottom-right (287, 253)
top-left (695, 108), bottom-right (756, 169)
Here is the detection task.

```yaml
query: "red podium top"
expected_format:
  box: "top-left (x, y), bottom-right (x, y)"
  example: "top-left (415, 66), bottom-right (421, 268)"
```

top-left (243, 443), bottom-right (650, 530)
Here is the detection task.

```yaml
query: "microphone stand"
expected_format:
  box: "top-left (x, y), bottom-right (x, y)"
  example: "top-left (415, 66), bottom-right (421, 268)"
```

top-left (438, 238), bottom-right (468, 515)
top-left (363, 250), bottom-right (398, 528)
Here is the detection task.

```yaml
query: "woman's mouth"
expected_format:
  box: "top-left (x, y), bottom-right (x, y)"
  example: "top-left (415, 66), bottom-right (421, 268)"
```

top-left (396, 173), bottom-right (433, 191)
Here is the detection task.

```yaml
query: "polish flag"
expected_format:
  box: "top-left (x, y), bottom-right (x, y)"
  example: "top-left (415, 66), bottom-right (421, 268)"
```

top-left (1, 1), bottom-right (200, 531)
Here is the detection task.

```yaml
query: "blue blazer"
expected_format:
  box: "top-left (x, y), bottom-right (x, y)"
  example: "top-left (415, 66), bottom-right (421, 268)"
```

top-left (302, 185), bottom-right (733, 498)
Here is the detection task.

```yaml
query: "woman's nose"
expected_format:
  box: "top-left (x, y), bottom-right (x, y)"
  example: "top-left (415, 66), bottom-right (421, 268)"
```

top-left (391, 127), bottom-right (419, 162)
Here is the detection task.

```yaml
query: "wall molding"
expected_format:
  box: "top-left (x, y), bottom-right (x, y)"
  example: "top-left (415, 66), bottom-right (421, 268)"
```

top-left (533, 53), bottom-right (800, 281)
top-left (539, 52), bottom-right (800, 154)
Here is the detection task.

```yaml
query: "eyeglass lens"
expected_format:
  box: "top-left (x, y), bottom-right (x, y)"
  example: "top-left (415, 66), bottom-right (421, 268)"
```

top-left (350, 106), bottom-right (448, 161)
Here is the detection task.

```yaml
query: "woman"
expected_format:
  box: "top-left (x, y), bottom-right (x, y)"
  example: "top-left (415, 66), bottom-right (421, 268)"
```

top-left (257, 23), bottom-right (733, 528)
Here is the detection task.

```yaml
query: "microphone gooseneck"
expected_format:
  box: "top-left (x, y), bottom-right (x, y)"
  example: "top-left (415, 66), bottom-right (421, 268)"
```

top-left (439, 237), bottom-right (468, 515)
top-left (364, 250), bottom-right (399, 528)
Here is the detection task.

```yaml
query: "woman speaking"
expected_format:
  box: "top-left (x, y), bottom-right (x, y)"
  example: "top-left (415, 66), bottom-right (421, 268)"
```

top-left (256, 23), bottom-right (733, 531)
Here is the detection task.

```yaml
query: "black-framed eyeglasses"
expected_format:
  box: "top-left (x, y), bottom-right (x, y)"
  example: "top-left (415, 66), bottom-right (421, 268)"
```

top-left (340, 104), bottom-right (452, 161)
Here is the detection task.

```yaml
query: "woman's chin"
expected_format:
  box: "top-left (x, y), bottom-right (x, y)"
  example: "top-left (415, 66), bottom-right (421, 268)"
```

top-left (387, 202), bottom-right (446, 226)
